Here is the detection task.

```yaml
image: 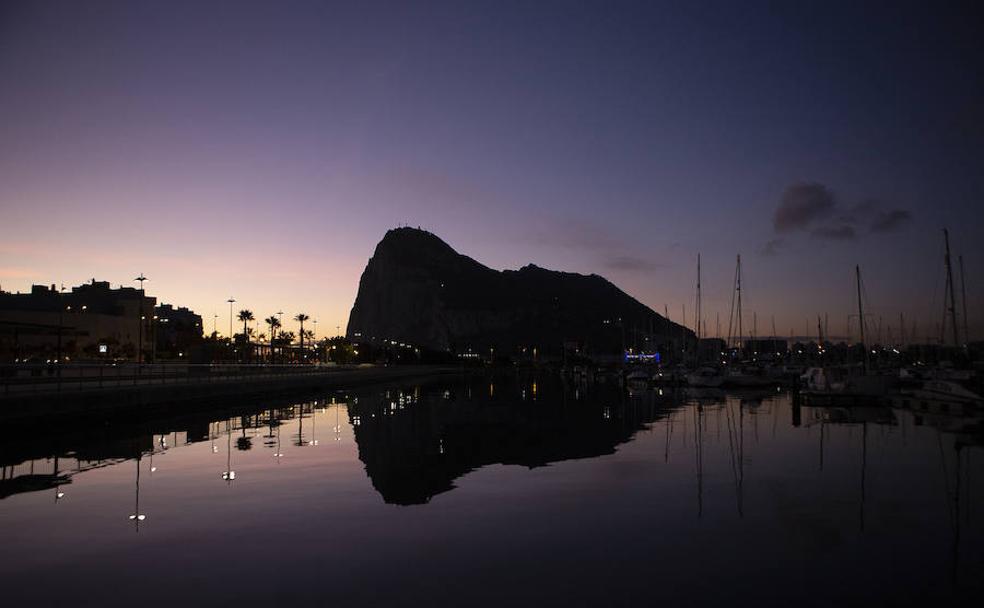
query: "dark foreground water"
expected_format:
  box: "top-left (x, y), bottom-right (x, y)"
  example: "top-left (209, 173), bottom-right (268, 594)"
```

top-left (1, 372), bottom-right (982, 607)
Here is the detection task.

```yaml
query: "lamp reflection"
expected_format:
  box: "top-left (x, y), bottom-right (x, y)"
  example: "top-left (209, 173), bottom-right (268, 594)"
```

top-left (128, 455), bottom-right (146, 531)
top-left (53, 456), bottom-right (65, 502)
top-left (221, 421), bottom-right (235, 483)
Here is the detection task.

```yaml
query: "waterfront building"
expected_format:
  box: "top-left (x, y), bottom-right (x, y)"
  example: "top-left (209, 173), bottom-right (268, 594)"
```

top-left (0, 279), bottom-right (201, 362)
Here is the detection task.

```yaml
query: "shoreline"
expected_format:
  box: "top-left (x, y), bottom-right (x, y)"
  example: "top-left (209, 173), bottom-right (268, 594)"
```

top-left (0, 365), bottom-right (462, 423)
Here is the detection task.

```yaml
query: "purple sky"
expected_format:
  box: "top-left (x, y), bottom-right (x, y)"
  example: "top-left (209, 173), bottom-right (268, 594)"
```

top-left (1, 1), bottom-right (981, 341)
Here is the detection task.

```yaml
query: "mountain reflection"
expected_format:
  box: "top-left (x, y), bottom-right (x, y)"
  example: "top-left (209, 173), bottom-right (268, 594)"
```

top-left (349, 375), bottom-right (677, 504)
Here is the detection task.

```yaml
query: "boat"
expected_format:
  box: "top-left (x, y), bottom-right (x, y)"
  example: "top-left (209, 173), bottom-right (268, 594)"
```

top-left (911, 380), bottom-right (983, 406)
top-left (722, 365), bottom-right (772, 388)
top-left (800, 364), bottom-right (896, 399)
top-left (687, 367), bottom-right (724, 388)
top-left (799, 265), bottom-right (897, 402)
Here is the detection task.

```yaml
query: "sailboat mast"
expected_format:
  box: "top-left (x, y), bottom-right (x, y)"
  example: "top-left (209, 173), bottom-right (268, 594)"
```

top-left (736, 254), bottom-right (743, 352)
top-left (944, 229), bottom-right (960, 347)
top-left (681, 304), bottom-right (686, 356)
top-left (959, 255), bottom-right (969, 345)
top-left (696, 254), bottom-right (702, 341)
top-left (856, 265), bottom-right (868, 373)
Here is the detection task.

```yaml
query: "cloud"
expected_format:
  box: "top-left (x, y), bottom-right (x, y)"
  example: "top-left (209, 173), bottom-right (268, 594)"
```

top-left (774, 182), bottom-right (836, 232)
top-left (521, 216), bottom-right (673, 275)
top-left (768, 183), bottom-right (911, 247)
top-left (604, 255), bottom-right (666, 272)
top-left (870, 209), bottom-right (912, 233)
top-left (811, 224), bottom-right (856, 240)
top-left (759, 238), bottom-right (785, 256)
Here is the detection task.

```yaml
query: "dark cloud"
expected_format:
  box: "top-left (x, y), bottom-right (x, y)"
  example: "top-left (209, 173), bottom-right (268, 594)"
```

top-left (605, 255), bottom-right (666, 272)
top-left (811, 224), bottom-right (856, 240)
top-left (774, 182), bottom-right (836, 232)
top-left (770, 183), bottom-right (911, 245)
top-left (759, 238), bottom-right (784, 256)
top-left (870, 209), bottom-right (912, 233)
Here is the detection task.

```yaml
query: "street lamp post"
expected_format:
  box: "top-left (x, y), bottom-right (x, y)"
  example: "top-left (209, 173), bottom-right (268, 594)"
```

top-left (152, 315), bottom-right (158, 363)
top-left (135, 274), bottom-right (148, 365)
top-left (277, 310), bottom-right (284, 363)
top-left (313, 319), bottom-right (318, 362)
top-left (57, 303), bottom-right (65, 364)
top-left (227, 298), bottom-right (236, 340)
top-left (227, 298), bottom-right (236, 362)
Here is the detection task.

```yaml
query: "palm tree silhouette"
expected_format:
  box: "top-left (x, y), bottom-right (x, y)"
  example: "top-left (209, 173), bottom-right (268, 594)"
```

top-left (237, 309), bottom-right (254, 362)
top-left (238, 309), bottom-right (254, 338)
top-left (265, 315), bottom-right (280, 363)
top-left (294, 313), bottom-right (310, 360)
top-left (278, 331), bottom-right (296, 362)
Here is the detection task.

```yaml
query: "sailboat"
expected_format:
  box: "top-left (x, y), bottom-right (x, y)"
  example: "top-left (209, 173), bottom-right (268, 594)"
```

top-left (801, 265), bottom-right (896, 401)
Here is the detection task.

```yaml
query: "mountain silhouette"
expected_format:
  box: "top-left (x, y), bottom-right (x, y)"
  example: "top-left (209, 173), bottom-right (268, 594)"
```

top-left (347, 227), bottom-right (692, 357)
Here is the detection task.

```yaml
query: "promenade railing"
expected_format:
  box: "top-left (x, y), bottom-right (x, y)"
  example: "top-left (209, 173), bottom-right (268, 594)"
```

top-left (0, 363), bottom-right (356, 397)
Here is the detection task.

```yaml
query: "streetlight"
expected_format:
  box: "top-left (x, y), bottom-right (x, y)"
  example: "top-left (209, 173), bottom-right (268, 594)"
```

top-left (151, 314), bottom-right (159, 363)
top-left (227, 298), bottom-right (236, 341)
top-left (276, 310), bottom-right (285, 363)
top-left (134, 274), bottom-right (148, 365)
top-left (56, 284), bottom-right (68, 364)
top-left (313, 319), bottom-right (319, 362)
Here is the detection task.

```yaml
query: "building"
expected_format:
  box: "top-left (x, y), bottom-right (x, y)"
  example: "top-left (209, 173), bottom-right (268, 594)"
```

top-left (743, 338), bottom-right (788, 359)
top-left (697, 338), bottom-right (727, 362)
top-left (154, 303), bottom-right (204, 358)
top-left (0, 280), bottom-right (162, 362)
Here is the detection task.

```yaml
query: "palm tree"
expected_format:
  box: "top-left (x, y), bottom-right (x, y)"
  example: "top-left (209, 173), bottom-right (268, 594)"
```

top-left (265, 315), bottom-right (280, 363)
top-left (278, 331), bottom-right (296, 362)
top-left (237, 309), bottom-right (254, 339)
top-left (237, 309), bottom-right (254, 362)
top-left (294, 313), bottom-right (310, 360)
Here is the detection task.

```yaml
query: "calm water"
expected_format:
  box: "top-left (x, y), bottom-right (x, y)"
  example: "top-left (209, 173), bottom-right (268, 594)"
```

top-left (1, 373), bottom-right (982, 606)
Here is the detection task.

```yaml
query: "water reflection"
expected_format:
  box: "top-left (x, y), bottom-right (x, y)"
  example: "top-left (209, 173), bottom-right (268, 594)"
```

top-left (349, 378), bottom-right (681, 505)
top-left (0, 373), bottom-right (982, 604)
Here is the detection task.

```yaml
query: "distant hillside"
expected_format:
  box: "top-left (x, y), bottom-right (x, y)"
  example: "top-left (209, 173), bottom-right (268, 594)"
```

top-left (346, 228), bottom-right (692, 358)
